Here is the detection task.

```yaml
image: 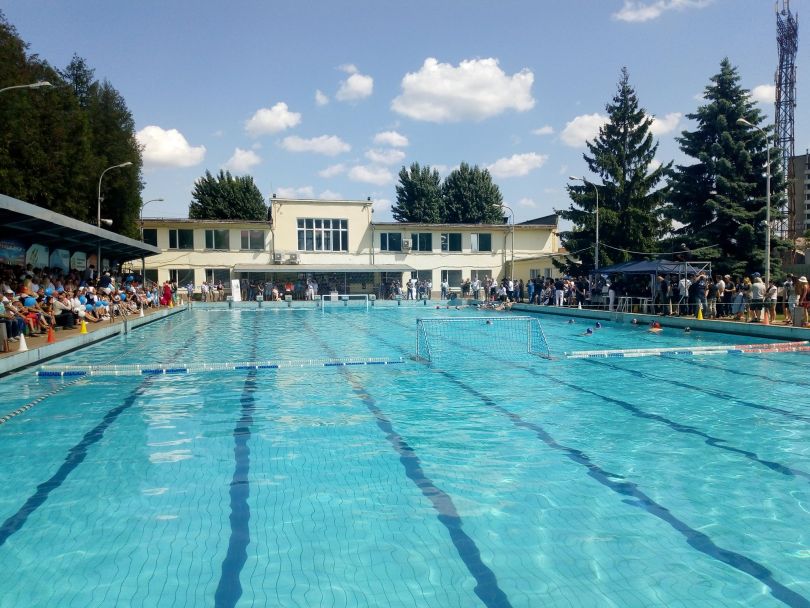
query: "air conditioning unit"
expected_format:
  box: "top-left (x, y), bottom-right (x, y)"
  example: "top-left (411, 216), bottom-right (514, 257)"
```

top-left (273, 252), bottom-right (284, 263)
top-left (287, 253), bottom-right (300, 264)
top-left (402, 239), bottom-right (412, 252)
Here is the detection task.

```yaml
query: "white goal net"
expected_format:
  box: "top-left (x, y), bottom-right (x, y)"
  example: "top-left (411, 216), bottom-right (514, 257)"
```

top-left (416, 316), bottom-right (551, 363)
top-left (318, 293), bottom-right (371, 311)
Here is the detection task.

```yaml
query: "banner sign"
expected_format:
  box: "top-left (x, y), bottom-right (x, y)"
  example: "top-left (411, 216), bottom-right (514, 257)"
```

top-left (70, 251), bottom-right (87, 272)
top-left (0, 239), bottom-right (26, 266)
top-left (25, 244), bottom-right (49, 269)
top-left (49, 248), bottom-right (70, 272)
top-left (230, 278), bottom-right (242, 301)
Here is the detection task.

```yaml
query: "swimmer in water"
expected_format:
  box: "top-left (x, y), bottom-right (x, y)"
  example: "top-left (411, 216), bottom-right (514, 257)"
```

top-left (684, 327), bottom-right (691, 333)
top-left (595, 321), bottom-right (602, 329)
top-left (580, 327), bottom-right (594, 336)
top-left (567, 319), bottom-right (575, 324)
top-left (631, 318), bottom-right (639, 325)
top-left (648, 321), bottom-right (663, 334)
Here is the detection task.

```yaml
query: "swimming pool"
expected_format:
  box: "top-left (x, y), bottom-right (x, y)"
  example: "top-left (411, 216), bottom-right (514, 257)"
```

top-left (1, 307), bottom-right (808, 607)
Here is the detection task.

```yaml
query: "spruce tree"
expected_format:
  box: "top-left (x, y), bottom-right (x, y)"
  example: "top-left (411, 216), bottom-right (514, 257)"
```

top-left (668, 58), bottom-right (785, 277)
top-left (557, 68), bottom-right (671, 274)
top-left (392, 162), bottom-right (442, 223)
top-left (441, 162), bottom-right (504, 224)
top-left (189, 170), bottom-right (267, 220)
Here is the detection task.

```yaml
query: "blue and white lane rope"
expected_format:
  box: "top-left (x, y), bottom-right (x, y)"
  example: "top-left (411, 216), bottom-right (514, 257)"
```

top-left (565, 341), bottom-right (810, 359)
top-left (37, 356), bottom-right (405, 377)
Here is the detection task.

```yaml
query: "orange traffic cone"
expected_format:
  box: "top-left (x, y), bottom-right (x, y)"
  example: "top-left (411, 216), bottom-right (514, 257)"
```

top-left (47, 326), bottom-right (56, 343)
top-left (80, 319), bottom-right (88, 334)
top-left (763, 310), bottom-right (770, 325)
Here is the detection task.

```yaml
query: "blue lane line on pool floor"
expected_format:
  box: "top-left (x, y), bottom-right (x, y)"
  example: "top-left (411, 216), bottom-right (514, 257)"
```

top-left (579, 357), bottom-right (810, 424)
top-left (369, 317), bottom-right (810, 608)
top-left (307, 319), bottom-right (513, 608)
top-left (0, 334), bottom-right (198, 548)
top-left (214, 320), bottom-right (259, 608)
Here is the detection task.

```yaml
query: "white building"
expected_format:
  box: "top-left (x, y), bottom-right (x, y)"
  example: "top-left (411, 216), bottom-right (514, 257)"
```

top-left (140, 197), bottom-right (560, 297)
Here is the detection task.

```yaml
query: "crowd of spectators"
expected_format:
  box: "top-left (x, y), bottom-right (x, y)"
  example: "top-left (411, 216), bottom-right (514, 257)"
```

top-left (1, 262), bottom-right (165, 352)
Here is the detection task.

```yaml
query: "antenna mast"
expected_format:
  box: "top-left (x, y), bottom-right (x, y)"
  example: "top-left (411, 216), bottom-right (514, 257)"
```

top-left (775, 0), bottom-right (798, 239)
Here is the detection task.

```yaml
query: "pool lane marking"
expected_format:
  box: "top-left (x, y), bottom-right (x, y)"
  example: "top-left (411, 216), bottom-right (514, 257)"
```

top-left (366, 316), bottom-right (810, 608)
top-left (306, 317), bottom-right (513, 608)
top-left (0, 335), bottom-right (199, 548)
top-left (214, 317), bottom-right (259, 608)
top-left (0, 375), bottom-right (88, 426)
top-left (577, 357), bottom-right (810, 424)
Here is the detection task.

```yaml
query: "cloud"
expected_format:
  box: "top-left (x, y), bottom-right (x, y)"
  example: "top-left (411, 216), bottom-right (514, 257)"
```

top-left (315, 90), bottom-right (329, 106)
top-left (319, 189), bottom-right (343, 200)
top-left (245, 102), bottom-right (301, 137)
top-left (281, 135), bottom-right (351, 156)
top-left (276, 186), bottom-right (315, 199)
top-left (348, 165), bottom-right (394, 185)
top-left (613, 0), bottom-right (712, 23)
top-left (751, 84), bottom-right (776, 104)
top-left (318, 163), bottom-right (346, 178)
top-left (136, 125), bottom-right (206, 168)
top-left (487, 153), bottom-right (548, 178)
top-left (391, 57), bottom-right (535, 122)
top-left (336, 65), bottom-right (374, 101)
top-left (560, 113), bottom-right (608, 147)
top-left (517, 197), bottom-right (538, 208)
top-left (374, 130), bottom-right (409, 147)
top-left (224, 148), bottom-right (261, 173)
top-left (532, 125), bottom-right (554, 136)
top-left (650, 112), bottom-right (682, 135)
top-left (371, 197), bottom-right (393, 217)
top-left (365, 148), bottom-right (406, 165)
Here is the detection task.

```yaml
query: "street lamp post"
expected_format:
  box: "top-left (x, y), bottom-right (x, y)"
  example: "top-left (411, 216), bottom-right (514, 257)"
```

top-left (140, 198), bottom-right (164, 241)
top-left (569, 176), bottom-right (600, 270)
top-left (96, 162), bottom-right (133, 270)
top-left (737, 118), bottom-right (771, 287)
top-left (0, 81), bottom-right (52, 94)
top-left (503, 204), bottom-right (515, 279)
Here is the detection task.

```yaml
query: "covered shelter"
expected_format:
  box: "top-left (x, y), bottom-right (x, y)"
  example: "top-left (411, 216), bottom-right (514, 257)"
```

top-left (0, 194), bottom-right (160, 274)
top-left (592, 258), bottom-right (712, 309)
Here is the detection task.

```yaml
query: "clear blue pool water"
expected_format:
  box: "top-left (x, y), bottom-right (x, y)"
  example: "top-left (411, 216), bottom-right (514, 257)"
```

top-left (1, 307), bottom-right (809, 607)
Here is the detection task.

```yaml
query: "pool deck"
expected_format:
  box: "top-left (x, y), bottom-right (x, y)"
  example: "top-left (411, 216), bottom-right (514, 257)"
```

top-left (3, 299), bottom-right (807, 376)
top-left (0, 305), bottom-right (188, 377)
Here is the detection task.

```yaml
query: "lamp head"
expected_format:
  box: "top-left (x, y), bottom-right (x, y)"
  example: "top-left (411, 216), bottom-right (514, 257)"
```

top-left (31, 81), bottom-right (52, 89)
top-left (737, 118), bottom-right (754, 128)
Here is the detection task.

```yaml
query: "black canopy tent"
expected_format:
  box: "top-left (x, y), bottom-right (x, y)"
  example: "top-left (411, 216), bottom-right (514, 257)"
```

top-left (591, 259), bottom-right (712, 304)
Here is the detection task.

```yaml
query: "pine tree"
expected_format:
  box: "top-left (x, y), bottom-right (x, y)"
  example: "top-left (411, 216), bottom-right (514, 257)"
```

top-left (441, 162), bottom-right (504, 224)
top-left (557, 68), bottom-right (671, 274)
top-left (392, 162), bottom-right (442, 223)
top-left (188, 170), bottom-right (267, 220)
top-left (668, 58), bottom-right (785, 277)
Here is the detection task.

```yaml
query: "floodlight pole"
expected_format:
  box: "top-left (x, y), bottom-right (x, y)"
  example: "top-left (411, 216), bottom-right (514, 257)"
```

top-left (569, 176), bottom-right (600, 270)
top-left (503, 204), bottom-right (515, 278)
top-left (96, 161), bottom-right (133, 271)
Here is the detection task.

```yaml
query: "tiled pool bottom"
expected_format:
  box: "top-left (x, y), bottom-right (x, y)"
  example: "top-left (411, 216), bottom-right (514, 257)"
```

top-left (0, 308), bottom-right (808, 607)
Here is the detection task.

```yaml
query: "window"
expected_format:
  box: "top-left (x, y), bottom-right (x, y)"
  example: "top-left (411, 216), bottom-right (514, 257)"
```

top-left (144, 269), bottom-right (158, 285)
top-left (531, 268), bottom-right (552, 279)
top-left (169, 268), bottom-right (195, 286)
top-left (471, 269), bottom-right (491, 281)
top-left (205, 268), bottom-right (231, 284)
top-left (297, 218), bottom-right (348, 252)
top-left (205, 229), bottom-right (230, 250)
top-left (471, 233), bottom-right (492, 252)
top-left (142, 229), bottom-right (157, 247)
top-left (441, 233), bottom-right (462, 252)
top-left (169, 229), bottom-right (194, 250)
top-left (412, 270), bottom-right (433, 283)
top-left (411, 233), bottom-right (433, 252)
top-left (240, 230), bottom-right (265, 250)
top-left (380, 232), bottom-right (402, 252)
top-left (441, 270), bottom-right (463, 288)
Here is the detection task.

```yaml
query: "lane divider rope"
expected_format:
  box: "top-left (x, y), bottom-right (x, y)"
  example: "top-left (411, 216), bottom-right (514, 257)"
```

top-left (37, 356), bottom-right (405, 377)
top-left (565, 341), bottom-right (810, 359)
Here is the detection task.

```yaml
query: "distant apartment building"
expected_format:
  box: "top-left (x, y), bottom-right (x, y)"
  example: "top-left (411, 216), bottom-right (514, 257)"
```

top-left (140, 197), bottom-right (560, 297)
top-left (790, 151), bottom-right (810, 238)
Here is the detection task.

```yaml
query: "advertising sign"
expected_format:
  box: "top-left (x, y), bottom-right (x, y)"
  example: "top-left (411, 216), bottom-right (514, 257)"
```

top-left (70, 251), bottom-right (87, 271)
top-left (49, 249), bottom-right (70, 272)
top-left (0, 239), bottom-right (26, 265)
top-left (230, 278), bottom-right (242, 301)
top-left (25, 244), bottom-right (49, 269)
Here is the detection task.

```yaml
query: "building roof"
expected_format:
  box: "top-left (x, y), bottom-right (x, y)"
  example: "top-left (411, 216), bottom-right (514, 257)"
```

top-left (517, 214), bottom-right (558, 226)
top-left (233, 263), bottom-right (415, 273)
top-left (1, 194), bottom-right (160, 261)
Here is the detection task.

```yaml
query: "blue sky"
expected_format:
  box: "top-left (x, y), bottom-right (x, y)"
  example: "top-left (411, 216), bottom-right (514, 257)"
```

top-left (4, 0), bottom-right (806, 223)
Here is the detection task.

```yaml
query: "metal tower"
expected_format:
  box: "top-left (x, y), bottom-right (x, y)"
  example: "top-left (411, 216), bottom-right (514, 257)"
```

top-left (775, 0), bottom-right (798, 238)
